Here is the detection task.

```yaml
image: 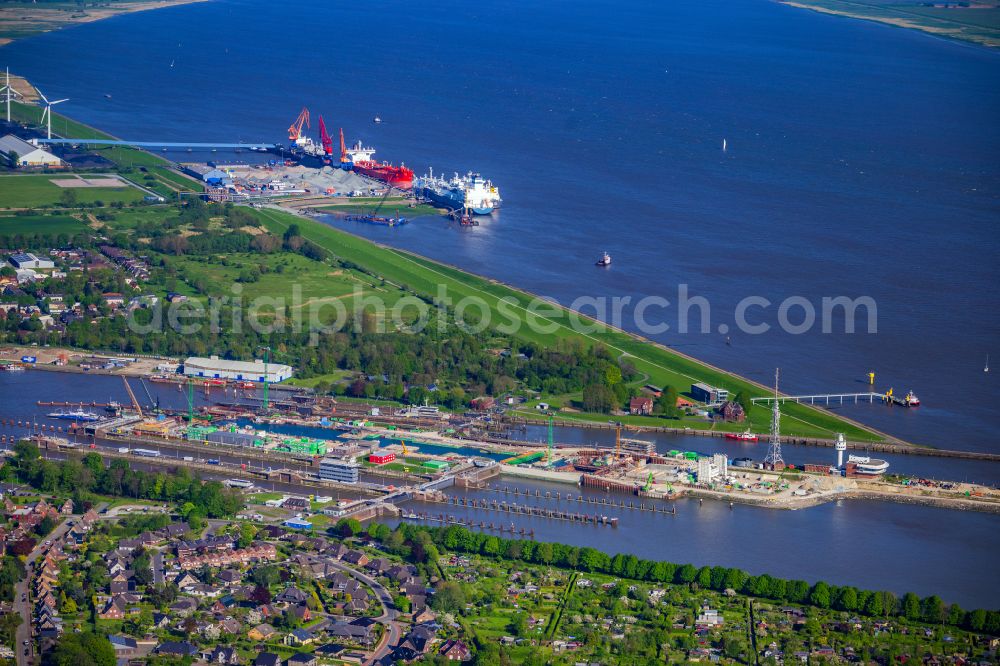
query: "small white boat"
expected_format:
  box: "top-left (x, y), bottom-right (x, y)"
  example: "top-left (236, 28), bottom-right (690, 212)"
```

top-left (373, 115), bottom-right (382, 124)
top-left (596, 251), bottom-right (611, 267)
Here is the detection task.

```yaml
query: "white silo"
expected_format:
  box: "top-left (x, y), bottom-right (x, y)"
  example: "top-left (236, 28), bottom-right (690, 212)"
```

top-left (835, 433), bottom-right (847, 468)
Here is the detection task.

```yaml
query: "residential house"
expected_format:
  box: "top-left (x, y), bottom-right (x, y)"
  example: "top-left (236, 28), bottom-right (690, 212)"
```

top-left (439, 639), bottom-right (472, 661)
top-left (154, 641), bottom-right (199, 657)
top-left (247, 624), bottom-right (278, 641)
top-left (629, 396), bottom-right (654, 415)
top-left (284, 628), bottom-right (315, 646)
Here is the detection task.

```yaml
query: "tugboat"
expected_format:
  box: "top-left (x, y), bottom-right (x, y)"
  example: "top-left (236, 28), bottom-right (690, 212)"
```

top-left (724, 429), bottom-right (758, 442)
top-left (905, 390), bottom-right (920, 407)
top-left (373, 115), bottom-right (383, 124)
top-left (596, 251), bottom-right (612, 267)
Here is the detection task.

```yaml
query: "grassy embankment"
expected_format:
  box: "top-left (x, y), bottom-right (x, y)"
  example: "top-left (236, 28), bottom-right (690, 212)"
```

top-left (255, 207), bottom-right (885, 443)
top-left (315, 200), bottom-right (441, 217)
top-left (779, 0), bottom-right (1000, 48)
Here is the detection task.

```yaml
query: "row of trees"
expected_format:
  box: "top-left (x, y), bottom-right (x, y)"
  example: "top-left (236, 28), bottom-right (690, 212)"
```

top-left (387, 523), bottom-right (1000, 635)
top-left (3, 442), bottom-right (245, 521)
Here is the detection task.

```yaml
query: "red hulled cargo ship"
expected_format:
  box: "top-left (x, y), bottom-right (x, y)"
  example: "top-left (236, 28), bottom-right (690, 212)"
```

top-left (344, 140), bottom-right (414, 189)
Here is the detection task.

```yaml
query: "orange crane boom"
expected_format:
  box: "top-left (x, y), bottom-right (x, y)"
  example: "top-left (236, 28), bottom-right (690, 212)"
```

top-left (122, 376), bottom-right (143, 418)
top-left (288, 106), bottom-right (310, 141)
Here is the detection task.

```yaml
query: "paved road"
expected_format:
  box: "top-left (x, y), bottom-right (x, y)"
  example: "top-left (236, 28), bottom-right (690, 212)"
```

top-left (321, 560), bottom-right (402, 665)
top-left (14, 517), bottom-right (76, 666)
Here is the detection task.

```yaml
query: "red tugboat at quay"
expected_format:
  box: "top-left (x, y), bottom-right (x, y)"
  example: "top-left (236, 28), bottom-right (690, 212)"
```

top-left (725, 429), bottom-right (759, 442)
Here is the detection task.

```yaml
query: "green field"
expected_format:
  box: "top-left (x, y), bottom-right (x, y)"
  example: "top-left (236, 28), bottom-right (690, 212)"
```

top-left (0, 174), bottom-right (145, 208)
top-left (781, 0), bottom-right (1000, 48)
top-left (0, 213), bottom-right (87, 235)
top-left (166, 250), bottom-right (409, 322)
top-left (256, 207), bottom-right (884, 442)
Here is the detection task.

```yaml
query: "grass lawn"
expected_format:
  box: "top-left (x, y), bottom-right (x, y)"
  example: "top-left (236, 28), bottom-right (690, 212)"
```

top-left (0, 173), bottom-right (145, 208)
top-left (248, 492), bottom-right (284, 503)
top-left (256, 206), bottom-right (884, 442)
top-left (285, 370), bottom-right (353, 388)
top-left (0, 213), bottom-right (86, 235)
top-left (166, 251), bottom-right (409, 324)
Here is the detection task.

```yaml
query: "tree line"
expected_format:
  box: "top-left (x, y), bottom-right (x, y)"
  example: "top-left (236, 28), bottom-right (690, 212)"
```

top-left (1, 442), bottom-right (245, 523)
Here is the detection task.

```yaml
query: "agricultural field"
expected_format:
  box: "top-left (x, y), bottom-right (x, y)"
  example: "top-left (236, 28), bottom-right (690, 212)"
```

top-left (0, 174), bottom-right (146, 208)
top-left (0, 213), bottom-right (87, 236)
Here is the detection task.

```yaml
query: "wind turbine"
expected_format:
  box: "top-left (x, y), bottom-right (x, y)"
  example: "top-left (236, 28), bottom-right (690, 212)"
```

top-left (0, 67), bottom-right (16, 123)
top-left (37, 87), bottom-right (68, 140)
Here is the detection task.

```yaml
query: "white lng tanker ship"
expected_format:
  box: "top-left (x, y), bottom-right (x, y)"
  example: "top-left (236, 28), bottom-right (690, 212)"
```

top-left (415, 170), bottom-right (501, 215)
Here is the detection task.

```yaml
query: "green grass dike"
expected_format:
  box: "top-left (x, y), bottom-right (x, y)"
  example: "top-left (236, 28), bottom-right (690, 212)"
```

top-left (255, 206), bottom-right (887, 443)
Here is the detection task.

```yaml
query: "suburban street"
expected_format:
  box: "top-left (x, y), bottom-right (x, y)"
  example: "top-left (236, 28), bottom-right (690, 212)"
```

top-left (14, 516), bottom-right (76, 666)
top-left (326, 560), bottom-right (402, 665)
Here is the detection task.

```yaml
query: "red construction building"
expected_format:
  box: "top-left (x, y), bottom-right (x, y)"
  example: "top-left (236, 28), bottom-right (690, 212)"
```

top-left (368, 450), bottom-right (396, 465)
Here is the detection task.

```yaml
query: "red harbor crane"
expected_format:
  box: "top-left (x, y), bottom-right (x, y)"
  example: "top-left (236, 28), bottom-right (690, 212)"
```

top-left (318, 115), bottom-right (333, 155)
top-left (287, 107), bottom-right (310, 142)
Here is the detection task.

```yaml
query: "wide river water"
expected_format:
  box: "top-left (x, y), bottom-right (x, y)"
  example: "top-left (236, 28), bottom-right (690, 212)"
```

top-left (1, 370), bottom-right (998, 608)
top-left (1, 0), bottom-right (998, 452)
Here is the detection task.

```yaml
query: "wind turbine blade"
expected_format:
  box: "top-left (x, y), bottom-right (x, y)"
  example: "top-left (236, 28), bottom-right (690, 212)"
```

top-left (36, 88), bottom-right (49, 105)
top-left (50, 98), bottom-right (69, 105)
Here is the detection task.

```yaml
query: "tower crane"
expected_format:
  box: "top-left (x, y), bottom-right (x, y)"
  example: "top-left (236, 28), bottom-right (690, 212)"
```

top-left (288, 107), bottom-right (310, 143)
top-left (318, 116), bottom-right (333, 155)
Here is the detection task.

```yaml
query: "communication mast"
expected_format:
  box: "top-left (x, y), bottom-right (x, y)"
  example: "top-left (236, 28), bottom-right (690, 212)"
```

top-left (763, 368), bottom-right (784, 470)
top-left (546, 415), bottom-right (554, 467)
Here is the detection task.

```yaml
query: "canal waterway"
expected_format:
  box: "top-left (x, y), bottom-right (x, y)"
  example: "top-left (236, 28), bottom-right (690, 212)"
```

top-left (1, 370), bottom-right (998, 608)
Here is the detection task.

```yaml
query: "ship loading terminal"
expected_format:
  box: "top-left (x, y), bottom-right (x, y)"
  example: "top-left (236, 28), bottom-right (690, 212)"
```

top-left (36, 105), bottom-right (502, 227)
